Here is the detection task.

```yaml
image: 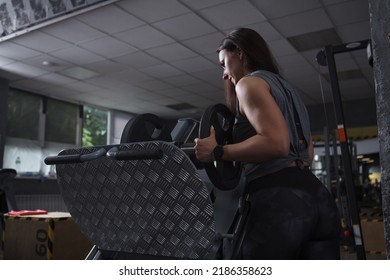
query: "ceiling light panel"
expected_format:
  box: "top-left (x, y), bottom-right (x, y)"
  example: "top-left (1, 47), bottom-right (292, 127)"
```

top-left (59, 66), bottom-right (100, 80)
top-left (287, 28), bottom-right (342, 52)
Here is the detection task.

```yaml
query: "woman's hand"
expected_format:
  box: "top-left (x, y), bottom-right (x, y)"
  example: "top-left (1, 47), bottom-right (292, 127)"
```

top-left (194, 126), bottom-right (218, 162)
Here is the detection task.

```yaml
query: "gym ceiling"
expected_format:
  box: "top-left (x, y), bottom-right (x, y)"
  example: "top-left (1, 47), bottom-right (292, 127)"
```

top-left (0, 0), bottom-right (373, 120)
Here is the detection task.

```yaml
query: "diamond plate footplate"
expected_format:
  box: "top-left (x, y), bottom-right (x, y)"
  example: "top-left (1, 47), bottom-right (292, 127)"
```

top-left (55, 141), bottom-right (216, 259)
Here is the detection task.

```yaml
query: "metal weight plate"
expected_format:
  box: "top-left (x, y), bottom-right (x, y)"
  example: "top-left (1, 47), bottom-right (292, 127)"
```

top-left (120, 113), bottom-right (172, 143)
top-left (199, 104), bottom-right (242, 191)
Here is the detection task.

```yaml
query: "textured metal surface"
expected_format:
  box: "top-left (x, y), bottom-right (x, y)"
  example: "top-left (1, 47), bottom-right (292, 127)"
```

top-left (15, 194), bottom-right (68, 212)
top-left (56, 141), bottom-right (216, 259)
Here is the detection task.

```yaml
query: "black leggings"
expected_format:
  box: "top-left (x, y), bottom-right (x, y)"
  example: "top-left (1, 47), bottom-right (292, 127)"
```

top-left (241, 167), bottom-right (341, 260)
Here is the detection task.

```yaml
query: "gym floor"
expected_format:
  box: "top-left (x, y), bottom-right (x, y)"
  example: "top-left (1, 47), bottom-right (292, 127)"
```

top-left (0, 247), bottom-right (387, 260)
top-left (1, 205), bottom-right (386, 260)
top-left (341, 250), bottom-right (387, 260)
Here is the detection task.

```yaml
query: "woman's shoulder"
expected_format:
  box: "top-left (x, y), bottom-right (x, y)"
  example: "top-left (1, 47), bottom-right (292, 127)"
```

top-left (249, 70), bottom-right (281, 83)
top-left (236, 74), bottom-right (270, 94)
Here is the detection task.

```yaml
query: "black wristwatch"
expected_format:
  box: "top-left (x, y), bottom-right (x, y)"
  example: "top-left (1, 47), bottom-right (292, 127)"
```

top-left (213, 145), bottom-right (224, 160)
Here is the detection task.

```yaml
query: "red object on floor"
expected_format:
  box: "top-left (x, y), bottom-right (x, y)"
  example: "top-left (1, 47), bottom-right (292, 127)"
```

top-left (7, 209), bottom-right (48, 216)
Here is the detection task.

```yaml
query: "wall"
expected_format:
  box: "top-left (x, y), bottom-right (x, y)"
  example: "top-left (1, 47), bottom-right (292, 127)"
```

top-left (0, 77), bottom-right (9, 168)
top-left (369, 0), bottom-right (390, 259)
top-left (306, 97), bottom-right (377, 134)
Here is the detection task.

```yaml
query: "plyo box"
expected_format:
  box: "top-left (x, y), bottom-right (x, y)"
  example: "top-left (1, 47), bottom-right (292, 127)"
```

top-left (3, 212), bottom-right (92, 260)
top-left (361, 218), bottom-right (386, 254)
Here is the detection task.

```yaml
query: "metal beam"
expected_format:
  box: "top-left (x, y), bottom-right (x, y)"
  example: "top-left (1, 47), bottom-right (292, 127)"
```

top-left (317, 41), bottom-right (369, 259)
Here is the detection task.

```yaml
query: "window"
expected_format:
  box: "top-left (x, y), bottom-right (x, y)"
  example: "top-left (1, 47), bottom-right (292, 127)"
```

top-left (3, 89), bottom-right (109, 177)
top-left (46, 98), bottom-right (78, 145)
top-left (83, 105), bottom-right (108, 147)
top-left (4, 89), bottom-right (42, 174)
top-left (6, 88), bottom-right (40, 140)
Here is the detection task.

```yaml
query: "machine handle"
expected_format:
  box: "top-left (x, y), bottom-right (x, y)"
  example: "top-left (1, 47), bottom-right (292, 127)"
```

top-left (44, 148), bottom-right (107, 165)
top-left (45, 146), bottom-right (164, 165)
top-left (107, 147), bottom-right (163, 160)
top-left (44, 154), bottom-right (82, 165)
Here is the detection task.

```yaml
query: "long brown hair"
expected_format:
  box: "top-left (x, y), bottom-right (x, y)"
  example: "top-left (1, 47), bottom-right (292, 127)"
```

top-left (217, 28), bottom-right (279, 113)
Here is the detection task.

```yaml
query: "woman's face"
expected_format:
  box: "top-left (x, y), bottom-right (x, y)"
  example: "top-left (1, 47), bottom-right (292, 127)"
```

top-left (218, 49), bottom-right (245, 85)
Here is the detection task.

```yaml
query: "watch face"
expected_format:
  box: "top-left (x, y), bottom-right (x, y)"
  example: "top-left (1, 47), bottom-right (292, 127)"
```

top-left (214, 145), bottom-right (223, 160)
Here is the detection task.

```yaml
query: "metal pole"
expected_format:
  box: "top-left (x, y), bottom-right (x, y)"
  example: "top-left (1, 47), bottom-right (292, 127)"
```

top-left (323, 126), bottom-right (332, 193)
top-left (324, 45), bottom-right (366, 259)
